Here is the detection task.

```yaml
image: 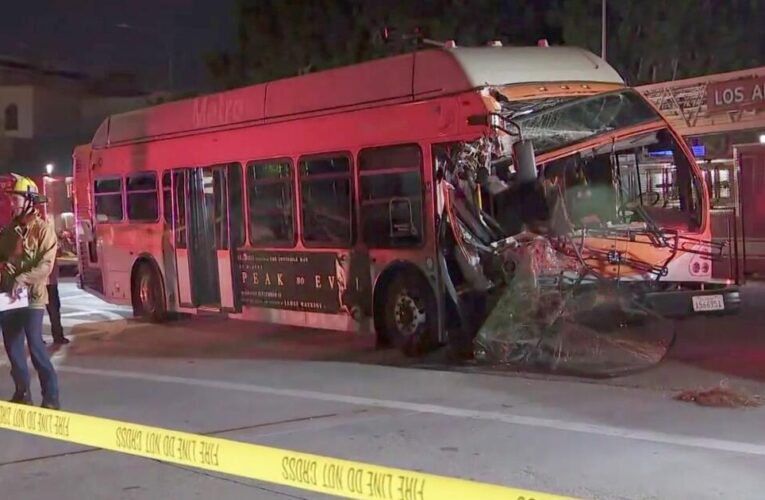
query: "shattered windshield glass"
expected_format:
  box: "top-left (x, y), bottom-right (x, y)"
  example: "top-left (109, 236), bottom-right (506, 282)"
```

top-left (506, 89), bottom-right (661, 154)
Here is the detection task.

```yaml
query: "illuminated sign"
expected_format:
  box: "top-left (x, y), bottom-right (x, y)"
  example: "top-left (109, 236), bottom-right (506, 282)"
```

top-left (647, 145), bottom-right (706, 158)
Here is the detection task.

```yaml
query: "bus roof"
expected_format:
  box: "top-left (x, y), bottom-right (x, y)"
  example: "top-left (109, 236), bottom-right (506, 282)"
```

top-left (92, 46), bottom-right (624, 148)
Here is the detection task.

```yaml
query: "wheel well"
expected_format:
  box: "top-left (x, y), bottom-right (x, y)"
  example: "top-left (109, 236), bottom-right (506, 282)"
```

top-left (130, 255), bottom-right (166, 309)
top-left (372, 261), bottom-right (434, 340)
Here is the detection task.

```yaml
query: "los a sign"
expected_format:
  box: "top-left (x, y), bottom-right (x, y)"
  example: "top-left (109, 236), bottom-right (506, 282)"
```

top-left (707, 77), bottom-right (765, 114)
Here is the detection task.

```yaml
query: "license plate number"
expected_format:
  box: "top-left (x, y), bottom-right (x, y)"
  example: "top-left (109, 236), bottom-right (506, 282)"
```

top-left (692, 294), bottom-right (725, 312)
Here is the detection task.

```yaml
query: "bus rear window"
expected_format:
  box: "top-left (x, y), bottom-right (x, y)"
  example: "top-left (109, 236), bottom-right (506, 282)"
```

top-left (94, 177), bottom-right (123, 222)
top-left (299, 155), bottom-right (353, 247)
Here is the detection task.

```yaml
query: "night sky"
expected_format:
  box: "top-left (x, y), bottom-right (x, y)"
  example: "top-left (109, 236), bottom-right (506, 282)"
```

top-left (0, 0), bottom-right (237, 91)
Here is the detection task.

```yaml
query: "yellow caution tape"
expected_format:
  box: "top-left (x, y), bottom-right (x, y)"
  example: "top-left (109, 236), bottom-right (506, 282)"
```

top-left (0, 401), bottom-right (576, 500)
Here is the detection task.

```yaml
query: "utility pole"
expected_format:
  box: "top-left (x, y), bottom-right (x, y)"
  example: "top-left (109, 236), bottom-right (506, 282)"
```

top-left (601, 0), bottom-right (607, 62)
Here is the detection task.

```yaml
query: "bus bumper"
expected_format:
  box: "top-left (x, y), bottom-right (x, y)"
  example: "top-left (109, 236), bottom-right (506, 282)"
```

top-left (643, 286), bottom-right (741, 318)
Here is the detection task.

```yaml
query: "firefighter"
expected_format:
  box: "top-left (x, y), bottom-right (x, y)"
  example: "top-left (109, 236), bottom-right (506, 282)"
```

top-left (0, 174), bottom-right (60, 409)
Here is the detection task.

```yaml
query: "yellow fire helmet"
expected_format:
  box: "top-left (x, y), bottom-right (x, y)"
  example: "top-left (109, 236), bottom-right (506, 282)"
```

top-left (7, 173), bottom-right (47, 204)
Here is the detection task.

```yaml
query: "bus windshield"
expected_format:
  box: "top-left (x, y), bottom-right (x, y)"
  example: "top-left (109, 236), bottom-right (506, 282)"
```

top-left (506, 89), bottom-right (661, 154)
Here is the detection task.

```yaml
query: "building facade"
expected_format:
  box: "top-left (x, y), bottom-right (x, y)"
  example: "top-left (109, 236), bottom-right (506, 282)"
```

top-left (0, 56), bottom-right (168, 177)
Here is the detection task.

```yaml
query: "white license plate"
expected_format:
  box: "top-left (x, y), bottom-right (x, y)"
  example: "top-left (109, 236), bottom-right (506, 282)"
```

top-left (692, 294), bottom-right (725, 312)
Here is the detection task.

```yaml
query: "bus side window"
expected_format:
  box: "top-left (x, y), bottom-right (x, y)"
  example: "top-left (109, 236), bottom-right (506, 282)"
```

top-left (246, 159), bottom-right (295, 247)
top-left (299, 154), bottom-right (353, 247)
top-left (126, 172), bottom-right (159, 222)
top-left (94, 177), bottom-right (123, 223)
top-left (358, 144), bottom-right (423, 248)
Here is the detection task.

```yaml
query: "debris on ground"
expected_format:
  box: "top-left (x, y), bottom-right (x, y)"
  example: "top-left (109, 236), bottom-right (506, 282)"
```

top-left (674, 383), bottom-right (762, 408)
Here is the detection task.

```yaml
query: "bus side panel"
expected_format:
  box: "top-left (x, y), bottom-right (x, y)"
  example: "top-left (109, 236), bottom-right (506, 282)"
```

top-left (99, 224), bottom-right (164, 305)
top-left (232, 308), bottom-right (365, 333)
top-left (217, 249), bottom-right (235, 310)
top-left (176, 247), bottom-right (193, 306)
top-left (85, 91), bottom-right (482, 327)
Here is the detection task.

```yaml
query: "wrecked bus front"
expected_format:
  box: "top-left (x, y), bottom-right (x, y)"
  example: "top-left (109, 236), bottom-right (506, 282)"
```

top-left (437, 82), bottom-right (739, 370)
top-left (477, 86), bottom-right (739, 315)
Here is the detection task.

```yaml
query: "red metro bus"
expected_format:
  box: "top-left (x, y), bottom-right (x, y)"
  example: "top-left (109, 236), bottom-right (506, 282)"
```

top-left (73, 45), bottom-right (739, 355)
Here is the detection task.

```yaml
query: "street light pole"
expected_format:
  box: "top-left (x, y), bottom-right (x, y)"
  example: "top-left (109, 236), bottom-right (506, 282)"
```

top-left (601, 0), bottom-right (607, 62)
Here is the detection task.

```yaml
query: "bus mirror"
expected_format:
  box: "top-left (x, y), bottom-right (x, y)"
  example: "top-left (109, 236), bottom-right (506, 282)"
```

top-left (467, 114), bottom-right (490, 126)
top-left (513, 140), bottom-right (538, 184)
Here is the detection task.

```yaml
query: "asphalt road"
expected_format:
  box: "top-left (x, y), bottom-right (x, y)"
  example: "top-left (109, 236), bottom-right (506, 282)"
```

top-left (1, 281), bottom-right (764, 500)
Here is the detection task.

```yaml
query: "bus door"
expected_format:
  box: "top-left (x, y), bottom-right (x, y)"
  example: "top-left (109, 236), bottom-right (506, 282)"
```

top-left (73, 145), bottom-right (105, 295)
top-left (172, 166), bottom-right (236, 310)
top-left (171, 169), bottom-right (193, 307)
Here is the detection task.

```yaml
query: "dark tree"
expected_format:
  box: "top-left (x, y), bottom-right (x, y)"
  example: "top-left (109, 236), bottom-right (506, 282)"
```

top-left (553, 0), bottom-right (765, 85)
top-left (207, 0), bottom-right (557, 88)
top-left (208, 0), bottom-right (764, 88)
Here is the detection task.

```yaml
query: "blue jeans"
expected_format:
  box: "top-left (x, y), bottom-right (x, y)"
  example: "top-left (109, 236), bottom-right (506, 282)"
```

top-left (1, 308), bottom-right (60, 403)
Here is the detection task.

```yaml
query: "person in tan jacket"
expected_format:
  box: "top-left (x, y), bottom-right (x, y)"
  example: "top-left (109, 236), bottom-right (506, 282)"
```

top-left (0, 174), bottom-right (60, 409)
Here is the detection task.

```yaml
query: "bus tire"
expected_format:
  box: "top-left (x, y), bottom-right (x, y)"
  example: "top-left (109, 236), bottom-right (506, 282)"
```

top-left (381, 272), bottom-right (438, 357)
top-left (132, 261), bottom-right (167, 323)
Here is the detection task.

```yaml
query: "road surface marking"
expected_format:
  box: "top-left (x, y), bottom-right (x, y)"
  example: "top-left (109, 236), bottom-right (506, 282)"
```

top-left (57, 365), bottom-right (765, 458)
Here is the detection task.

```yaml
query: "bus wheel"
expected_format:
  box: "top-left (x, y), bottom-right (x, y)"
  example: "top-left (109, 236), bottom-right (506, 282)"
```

top-left (132, 262), bottom-right (166, 323)
top-left (382, 273), bottom-right (437, 357)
